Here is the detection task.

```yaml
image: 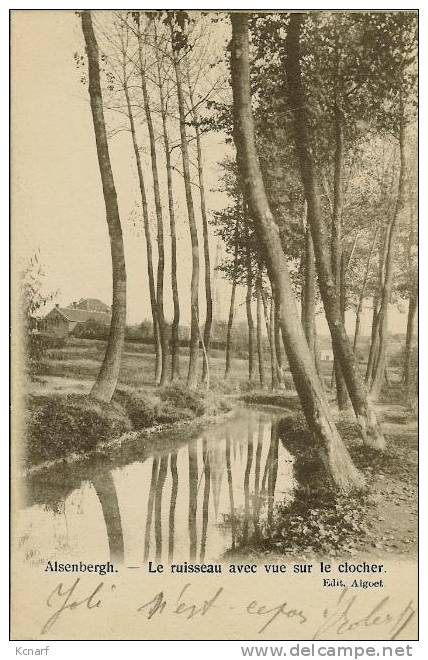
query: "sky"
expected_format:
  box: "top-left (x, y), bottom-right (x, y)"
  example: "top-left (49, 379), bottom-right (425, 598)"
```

top-left (11, 10), bottom-right (409, 336)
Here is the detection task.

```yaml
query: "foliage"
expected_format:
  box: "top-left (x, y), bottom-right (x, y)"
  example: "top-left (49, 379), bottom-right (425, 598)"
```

top-left (72, 318), bottom-right (110, 340)
top-left (26, 383), bottom-right (232, 465)
top-left (20, 251), bottom-right (58, 374)
top-left (27, 393), bottom-right (131, 463)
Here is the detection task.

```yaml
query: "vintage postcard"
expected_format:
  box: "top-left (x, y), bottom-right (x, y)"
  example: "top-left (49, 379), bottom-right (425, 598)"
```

top-left (10, 8), bottom-right (418, 642)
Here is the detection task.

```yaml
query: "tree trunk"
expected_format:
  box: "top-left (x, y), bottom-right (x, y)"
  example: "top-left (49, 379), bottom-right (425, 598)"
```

top-left (285, 14), bottom-right (384, 449)
top-left (331, 101), bottom-right (349, 411)
top-left (274, 301), bottom-right (284, 385)
top-left (260, 284), bottom-right (278, 390)
top-left (269, 295), bottom-right (279, 390)
top-left (302, 207), bottom-right (316, 358)
top-left (137, 15), bottom-right (168, 385)
top-left (212, 240), bottom-right (221, 321)
top-left (366, 219), bottom-right (390, 384)
top-left (187, 66), bottom-right (213, 384)
top-left (256, 276), bottom-right (266, 388)
top-left (230, 14), bottom-right (364, 492)
top-left (369, 106), bottom-right (409, 401)
top-left (353, 222), bottom-right (380, 355)
top-left (170, 26), bottom-right (200, 389)
top-left (225, 218), bottom-right (239, 378)
top-left (82, 11), bottom-right (126, 403)
top-left (154, 27), bottom-right (180, 380)
top-left (245, 239), bottom-right (255, 383)
top-left (122, 79), bottom-right (160, 386)
top-left (403, 290), bottom-right (417, 390)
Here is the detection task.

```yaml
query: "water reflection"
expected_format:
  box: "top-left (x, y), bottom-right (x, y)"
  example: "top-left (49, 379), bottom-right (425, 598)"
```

top-left (17, 408), bottom-right (295, 566)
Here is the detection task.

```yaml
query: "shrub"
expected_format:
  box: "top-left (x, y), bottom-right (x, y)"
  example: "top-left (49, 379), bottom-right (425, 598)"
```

top-left (114, 389), bottom-right (161, 428)
top-left (158, 384), bottom-right (206, 416)
top-left (72, 319), bottom-right (110, 340)
top-left (27, 394), bottom-right (131, 463)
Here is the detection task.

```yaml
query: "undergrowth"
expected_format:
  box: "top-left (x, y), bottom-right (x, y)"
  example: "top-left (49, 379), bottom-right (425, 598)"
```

top-left (26, 383), bottom-right (232, 465)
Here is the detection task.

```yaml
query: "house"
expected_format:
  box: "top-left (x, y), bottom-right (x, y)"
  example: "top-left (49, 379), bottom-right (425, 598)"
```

top-left (42, 298), bottom-right (112, 338)
top-left (320, 349), bottom-right (334, 362)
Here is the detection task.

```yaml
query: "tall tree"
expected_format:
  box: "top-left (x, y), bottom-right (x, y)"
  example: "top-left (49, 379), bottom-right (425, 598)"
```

top-left (224, 217), bottom-right (240, 378)
top-left (82, 10), bottom-right (127, 403)
top-left (245, 232), bottom-right (256, 383)
top-left (230, 13), bottom-right (363, 492)
top-left (169, 12), bottom-right (200, 388)
top-left (285, 13), bottom-right (384, 449)
top-left (186, 61), bottom-right (213, 384)
top-left (117, 22), bottom-right (160, 385)
top-left (368, 109), bottom-right (410, 399)
top-left (153, 21), bottom-right (181, 380)
top-left (301, 203), bottom-right (317, 363)
top-left (330, 54), bottom-right (349, 410)
top-left (136, 13), bottom-right (169, 385)
top-left (255, 273), bottom-right (266, 388)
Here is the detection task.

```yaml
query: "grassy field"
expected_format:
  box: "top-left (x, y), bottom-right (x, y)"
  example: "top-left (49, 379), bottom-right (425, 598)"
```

top-left (30, 337), bottom-right (299, 396)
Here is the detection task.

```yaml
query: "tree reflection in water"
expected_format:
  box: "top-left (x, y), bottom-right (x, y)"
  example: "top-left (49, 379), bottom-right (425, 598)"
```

top-left (79, 410), bottom-right (292, 564)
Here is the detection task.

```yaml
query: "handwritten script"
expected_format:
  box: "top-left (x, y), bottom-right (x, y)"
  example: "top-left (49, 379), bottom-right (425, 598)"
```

top-left (42, 578), bottom-right (416, 640)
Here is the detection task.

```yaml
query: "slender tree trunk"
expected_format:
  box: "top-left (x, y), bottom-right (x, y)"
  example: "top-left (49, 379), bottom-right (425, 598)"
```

top-left (369, 107), bottom-right (409, 401)
top-left (212, 240), bottom-right (221, 320)
top-left (269, 295), bottom-right (279, 390)
top-left (154, 29), bottom-right (180, 380)
top-left (353, 222), bottom-right (380, 354)
top-left (187, 66), bottom-right (212, 383)
top-left (137, 16), bottom-right (168, 385)
top-left (170, 25), bottom-right (200, 388)
top-left (230, 14), bottom-right (364, 491)
top-left (274, 301), bottom-right (284, 384)
top-left (366, 219), bottom-right (390, 384)
top-left (256, 275), bottom-right (266, 388)
top-left (286, 14), bottom-right (384, 449)
top-left (122, 78), bottom-right (160, 385)
top-left (82, 11), bottom-right (126, 403)
top-left (225, 217), bottom-right (239, 378)
top-left (245, 239), bottom-right (255, 383)
top-left (331, 102), bottom-right (349, 410)
top-left (302, 207), bottom-right (316, 359)
top-left (403, 290), bottom-right (417, 390)
top-left (260, 284), bottom-right (278, 390)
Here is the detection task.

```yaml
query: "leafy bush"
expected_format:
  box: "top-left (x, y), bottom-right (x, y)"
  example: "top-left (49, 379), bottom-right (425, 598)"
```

top-left (27, 394), bottom-right (131, 463)
top-left (26, 383), bottom-right (231, 466)
top-left (72, 319), bottom-right (110, 340)
top-left (114, 389), bottom-right (157, 427)
top-left (158, 384), bottom-right (206, 416)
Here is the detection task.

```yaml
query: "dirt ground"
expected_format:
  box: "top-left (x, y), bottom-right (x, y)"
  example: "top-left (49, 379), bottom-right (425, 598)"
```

top-left (360, 402), bottom-right (418, 559)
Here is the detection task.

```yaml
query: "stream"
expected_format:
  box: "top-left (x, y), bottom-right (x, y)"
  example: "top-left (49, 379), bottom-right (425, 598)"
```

top-left (16, 407), bottom-right (296, 566)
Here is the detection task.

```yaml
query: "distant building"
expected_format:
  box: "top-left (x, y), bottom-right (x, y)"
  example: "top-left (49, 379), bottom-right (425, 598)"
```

top-left (42, 298), bottom-right (112, 338)
top-left (320, 349), bottom-right (334, 362)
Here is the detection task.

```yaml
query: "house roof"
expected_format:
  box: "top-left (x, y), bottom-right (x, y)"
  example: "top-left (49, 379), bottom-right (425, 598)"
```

top-left (76, 298), bottom-right (110, 312)
top-left (48, 307), bottom-right (112, 325)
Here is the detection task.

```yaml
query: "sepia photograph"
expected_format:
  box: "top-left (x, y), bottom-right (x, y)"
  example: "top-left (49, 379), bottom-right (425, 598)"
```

top-left (10, 7), bottom-right (418, 642)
